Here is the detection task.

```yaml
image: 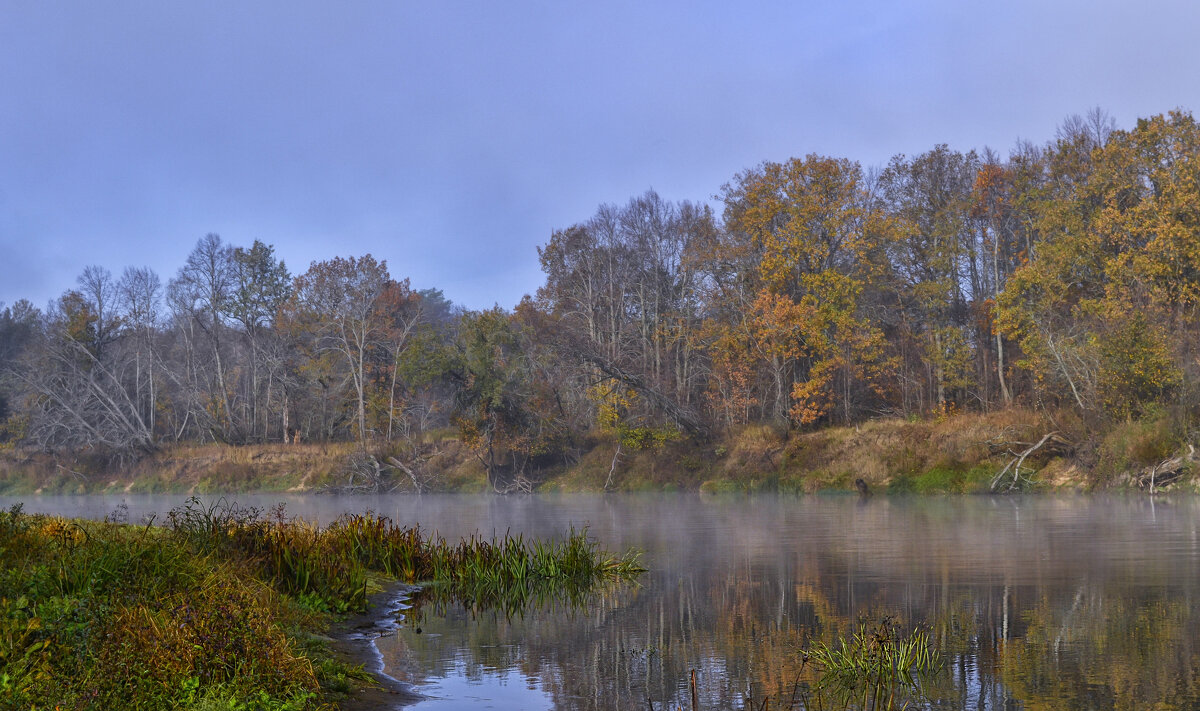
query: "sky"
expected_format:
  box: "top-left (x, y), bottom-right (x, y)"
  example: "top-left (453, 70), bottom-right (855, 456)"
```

top-left (2, 0), bottom-right (1199, 312)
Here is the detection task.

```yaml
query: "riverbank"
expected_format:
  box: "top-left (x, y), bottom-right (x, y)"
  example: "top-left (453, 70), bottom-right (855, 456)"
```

top-left (0, 500), bottom-right (643, 710)
top-left (1, 409), bottom-right (1195, 494)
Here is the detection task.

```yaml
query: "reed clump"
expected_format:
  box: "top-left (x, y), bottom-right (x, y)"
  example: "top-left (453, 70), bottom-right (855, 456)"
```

top-left (732, 619), bottom-right (943, 711)
top-left (804, 618), bottom-right (941, 711)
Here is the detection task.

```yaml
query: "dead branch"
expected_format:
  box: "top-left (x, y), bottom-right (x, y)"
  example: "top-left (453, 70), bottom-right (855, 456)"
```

top-left (990, 431), bottom-right (1072, 492)
top-left (54, 459), bottom-right (87, 481)
top-left (336, 446), bottom-right (441, 494)
top-left (1136, 444), bottom-right (1195, 494)
top-left (499, 473), bottom-right (534, 495)
top-left (578, 351), bottom-right (708, 437)
top-left (384, 456), bottom-right (421, 492)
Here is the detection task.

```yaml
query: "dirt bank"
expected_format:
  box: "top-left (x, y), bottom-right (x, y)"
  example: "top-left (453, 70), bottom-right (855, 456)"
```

top-left (2, 409), bottom-right (1195, 494)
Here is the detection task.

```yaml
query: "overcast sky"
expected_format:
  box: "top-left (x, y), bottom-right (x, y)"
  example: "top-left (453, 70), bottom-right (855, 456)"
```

top-left (2, 0), bottom-right (1199, 312)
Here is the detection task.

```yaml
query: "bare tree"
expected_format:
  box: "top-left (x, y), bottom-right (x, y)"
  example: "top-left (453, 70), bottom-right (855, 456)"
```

top-left (76, 266), bottom-right (121, 354)
top-left (167, 234), bottom-right (239, 441)
top-left (287, 255), bottom-right (393, 444)
top-left (117, 266), bottom-right (163, 437)
top-left (229, 241), bottom-right (291, 441)
top-left (16, 288), bottom-right (154, 454)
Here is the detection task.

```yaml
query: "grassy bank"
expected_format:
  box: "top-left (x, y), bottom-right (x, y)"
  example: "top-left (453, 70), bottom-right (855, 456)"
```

top-left (0, 499), bottom-right (643, 710)
top-left (547, 408), bottom-right (1199, 494)
top-left (2, 409), bottom-right (1196, 495)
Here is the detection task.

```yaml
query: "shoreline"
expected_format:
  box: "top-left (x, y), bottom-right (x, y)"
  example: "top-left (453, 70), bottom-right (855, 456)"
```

top-left (327, 582), bottom-right (424, 711)
top-left (2, 409), bottom-right (1196, 495)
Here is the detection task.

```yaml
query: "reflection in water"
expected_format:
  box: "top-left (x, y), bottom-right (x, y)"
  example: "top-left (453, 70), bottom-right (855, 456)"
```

top-left (7, 493), bottom-right (1200, 709)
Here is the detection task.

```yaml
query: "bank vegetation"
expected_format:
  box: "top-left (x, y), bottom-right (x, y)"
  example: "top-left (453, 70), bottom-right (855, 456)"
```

top-left (0, 499), bottom-right (642, 710)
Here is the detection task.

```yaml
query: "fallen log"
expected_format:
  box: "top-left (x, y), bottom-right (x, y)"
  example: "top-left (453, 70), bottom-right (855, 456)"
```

top-left (1136, 444), bottom-right (1195, 494)
top-left (337, 447), bottom-right (442, 494)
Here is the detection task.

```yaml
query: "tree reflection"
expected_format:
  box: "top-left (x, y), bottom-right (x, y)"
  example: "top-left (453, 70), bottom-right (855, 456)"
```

top-left (372, 497), bottom-right (1200, 710)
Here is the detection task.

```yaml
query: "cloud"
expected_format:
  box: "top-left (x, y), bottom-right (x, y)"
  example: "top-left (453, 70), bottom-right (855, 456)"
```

top-left (2, 1), bottom-right (1198, 309)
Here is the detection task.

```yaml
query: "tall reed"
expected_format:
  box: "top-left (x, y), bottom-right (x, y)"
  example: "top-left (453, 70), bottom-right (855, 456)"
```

top-left (164, 497), bottom-right (644, 613)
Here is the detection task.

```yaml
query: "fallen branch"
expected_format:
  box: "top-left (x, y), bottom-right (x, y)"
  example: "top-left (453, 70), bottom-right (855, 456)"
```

top-left (385, 456), bottom-right (423, 492)
top-left (577, 351), bottom-right (708, 437)
top-left (336, 446), bottom-right (441, 494)
top-left (500, 474), bottom-right (534, 495)
top-left (990, 432), bottom-right (1071, 492)
top-left (1136, 444), bottom-right (1195, 494)
top-left (54, 461), bottom-right (87, 481)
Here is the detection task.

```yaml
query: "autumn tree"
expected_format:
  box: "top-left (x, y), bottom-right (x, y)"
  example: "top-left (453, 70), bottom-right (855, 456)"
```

top-left (720, 155), bottom-right (894, 425)
top-left (282, 255), bottom-right (428, 444)
top-left (382, 288), bottom-right (461, 440)
top-left (878, 147), bottom-right (985, 414)
top-left (996, 110), bottom-right (1193, 418)
top-left (286, 255), bottom-right (392, 443)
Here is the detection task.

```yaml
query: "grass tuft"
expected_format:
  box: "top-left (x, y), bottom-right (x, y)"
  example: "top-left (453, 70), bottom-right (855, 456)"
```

top-left (806, 618), bottom-right (942, 711)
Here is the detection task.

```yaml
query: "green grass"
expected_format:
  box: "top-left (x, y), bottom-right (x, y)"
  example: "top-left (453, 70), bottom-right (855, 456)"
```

top-left (806, 618), bottom-right (942, 711)
top-left (887, 465), bottom-right (995, 494)
top-left (0, 499), bottom-right (644, 710)
top-left (0, 504), bottom-right (326, 710)
top-left (165, 498), bottom-right (644, 614)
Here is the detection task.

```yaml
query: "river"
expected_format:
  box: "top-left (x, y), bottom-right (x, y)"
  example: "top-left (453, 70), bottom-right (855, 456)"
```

top-left (5, 493), bottom-right (1199, 710)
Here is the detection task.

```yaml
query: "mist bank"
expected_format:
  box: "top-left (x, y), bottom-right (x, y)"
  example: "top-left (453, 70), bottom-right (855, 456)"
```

top-left (1, 408), bottom-right (1192, 495)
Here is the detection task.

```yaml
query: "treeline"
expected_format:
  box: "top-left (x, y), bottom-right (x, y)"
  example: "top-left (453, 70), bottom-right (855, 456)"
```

top-left (3, 109), bottom-right (1199, 485)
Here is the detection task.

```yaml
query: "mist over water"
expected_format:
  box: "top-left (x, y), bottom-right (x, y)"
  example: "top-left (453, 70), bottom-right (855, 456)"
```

top-left (7, 493), bottom-right (1200, 709)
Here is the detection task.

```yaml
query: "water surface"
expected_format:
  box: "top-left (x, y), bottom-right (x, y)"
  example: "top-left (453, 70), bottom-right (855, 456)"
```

top-left (7, 493), bottom-right (1199, 710)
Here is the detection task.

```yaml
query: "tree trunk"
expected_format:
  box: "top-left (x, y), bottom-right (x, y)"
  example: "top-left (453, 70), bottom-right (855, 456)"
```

top-left (993, 231), bottom-right (1012, 406)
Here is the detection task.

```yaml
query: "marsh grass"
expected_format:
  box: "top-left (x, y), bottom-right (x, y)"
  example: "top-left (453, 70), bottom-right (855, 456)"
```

top-left (165, 497), bottom-right (645, 613)
top-left (406, 577), bottom-right (611, 624)
top-left (0, 503), bottom-right (323, 710)
top-left (0, 498), bottom-right (643, 710)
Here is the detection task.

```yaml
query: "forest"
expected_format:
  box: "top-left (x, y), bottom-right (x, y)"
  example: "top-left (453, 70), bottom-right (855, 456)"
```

top-left (2, 109), bottom-right (1198, 489)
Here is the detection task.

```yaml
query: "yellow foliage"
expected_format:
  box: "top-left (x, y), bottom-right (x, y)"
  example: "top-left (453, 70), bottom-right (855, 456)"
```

top-left (587, 379), bottom-right (679, 450)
